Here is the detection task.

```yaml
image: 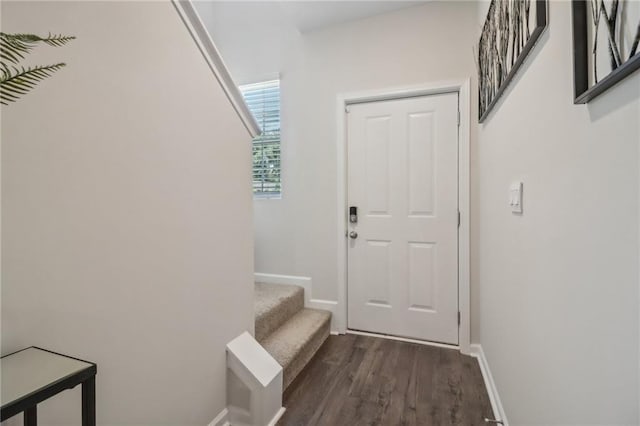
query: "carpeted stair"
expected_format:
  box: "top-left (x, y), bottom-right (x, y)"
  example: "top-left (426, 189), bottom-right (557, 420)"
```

top-left (255, 282), bottom-right (331, 390)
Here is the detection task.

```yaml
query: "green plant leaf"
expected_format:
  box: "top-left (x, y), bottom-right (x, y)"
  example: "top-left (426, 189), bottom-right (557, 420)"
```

top-left (0, 33), bottom-right (74, 105)
top-left (1, 63), bottom-right (66, 105)
top-left (0, 32), bottom-right (76, 65)
top-left (1, 33), bottom-right (33, 65)
top-left (39, 33), bottom-right (76, 47)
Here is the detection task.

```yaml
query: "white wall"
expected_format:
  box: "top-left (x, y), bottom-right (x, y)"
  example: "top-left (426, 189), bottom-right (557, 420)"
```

top-left (194, 1), bottom-right (302, 85)
top-left (198, 1), bottom-right (480, 318)
top-left (475, 1), bottom-right (640, 424)
top-left (200, 1), bottom-right (640, 423)
top-left (1, 1), bottom-right (254, 424)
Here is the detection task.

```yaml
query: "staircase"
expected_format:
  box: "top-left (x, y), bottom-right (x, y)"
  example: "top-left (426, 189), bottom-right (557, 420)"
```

top-left (255, 282), bottom-right (331, 390)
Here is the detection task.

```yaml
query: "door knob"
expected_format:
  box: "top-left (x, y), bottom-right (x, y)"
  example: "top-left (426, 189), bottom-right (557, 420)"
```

top-left (349, 231), bottom-right (358, 239)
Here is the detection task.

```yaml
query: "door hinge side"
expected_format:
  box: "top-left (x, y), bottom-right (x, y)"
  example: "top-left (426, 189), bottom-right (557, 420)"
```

top-left (458, 210), bottom-right (461, 228)
top-left (458, 311), bottom-right (461, 326)
top-left (457, 110), bottom-right (460, 127)
top-left (345, 105), bottom-right (351, 113)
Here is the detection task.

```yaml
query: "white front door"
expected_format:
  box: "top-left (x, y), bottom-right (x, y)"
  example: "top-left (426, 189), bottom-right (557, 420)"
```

top-left (346, 92), bottom-right (459, 345)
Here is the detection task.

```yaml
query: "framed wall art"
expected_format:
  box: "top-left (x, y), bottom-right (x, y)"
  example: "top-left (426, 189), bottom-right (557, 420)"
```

top-left (572, 0), bottom-right (640, 103)
top-left (478, 0), bottom-right (548, 122)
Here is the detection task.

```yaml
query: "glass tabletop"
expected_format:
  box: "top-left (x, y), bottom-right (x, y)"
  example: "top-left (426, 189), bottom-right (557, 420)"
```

top-left (1, 347), bottom-right (94, 407)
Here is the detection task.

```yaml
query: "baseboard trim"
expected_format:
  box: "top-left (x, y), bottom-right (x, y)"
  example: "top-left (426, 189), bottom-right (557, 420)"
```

top-left (208, 407), bottom-right (229, 426)
top-left (208, 406), bottom-right (284, 426)
top-left (255, 273), bottom-right (340, 333)
top-left (469, 344), bottom-right (508, 426)
top-left (267, 407), bottom-right (286, 426)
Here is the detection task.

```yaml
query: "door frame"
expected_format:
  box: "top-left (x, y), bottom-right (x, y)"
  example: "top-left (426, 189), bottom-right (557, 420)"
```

top-left (335, 79), bottom-right (471, 354)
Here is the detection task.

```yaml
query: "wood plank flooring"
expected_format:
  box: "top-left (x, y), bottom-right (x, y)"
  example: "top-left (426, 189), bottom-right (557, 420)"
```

top-left (278, 334), bottom-right (493, 426)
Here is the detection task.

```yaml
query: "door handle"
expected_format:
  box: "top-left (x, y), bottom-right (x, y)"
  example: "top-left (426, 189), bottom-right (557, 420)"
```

top-left (349, 231), bottom-right (358, 239)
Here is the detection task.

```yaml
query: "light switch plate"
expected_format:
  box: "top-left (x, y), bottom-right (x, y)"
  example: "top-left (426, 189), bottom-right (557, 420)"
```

top-left (509, 182), bottom-right (523, 214)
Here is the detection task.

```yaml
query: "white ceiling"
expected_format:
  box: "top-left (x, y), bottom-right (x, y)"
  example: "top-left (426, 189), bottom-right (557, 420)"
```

top-left (276, 1), bottom-right (426, 33)
top-left (194, 0), bottom-right (430, 83)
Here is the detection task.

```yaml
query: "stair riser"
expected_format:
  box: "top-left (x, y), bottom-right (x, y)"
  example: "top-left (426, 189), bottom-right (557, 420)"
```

top-left (255, 284), bottom-right (304, 342)
top-left (283, 316), bottom-right (330, 390)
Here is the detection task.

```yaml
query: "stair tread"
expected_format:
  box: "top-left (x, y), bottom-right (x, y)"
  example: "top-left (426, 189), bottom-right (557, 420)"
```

top-left (261, 307), bottom-right (331, 373)
top-left (255, 282), bottom-right (303, 319)
top-left (255, 282), bottom-right (304, 342)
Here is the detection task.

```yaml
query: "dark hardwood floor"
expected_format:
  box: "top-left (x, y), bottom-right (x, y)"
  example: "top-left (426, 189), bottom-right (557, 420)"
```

top-left (278, 334), bottom-right (493, 426)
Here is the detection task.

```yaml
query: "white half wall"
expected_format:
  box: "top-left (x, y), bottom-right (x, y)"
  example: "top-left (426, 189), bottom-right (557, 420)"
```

top-left (1, 1), bottom-right (254, 424)
top-left (475, 1), bottom-right (640, 424)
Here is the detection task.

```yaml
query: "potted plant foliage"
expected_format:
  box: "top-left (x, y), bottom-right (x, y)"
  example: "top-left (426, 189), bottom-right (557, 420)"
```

top-left (1, 32), bottom-right (75, 105)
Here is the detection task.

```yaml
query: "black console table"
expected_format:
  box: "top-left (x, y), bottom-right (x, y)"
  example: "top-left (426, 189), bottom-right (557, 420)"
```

top-left (1, 347), bottom-right (96, 426)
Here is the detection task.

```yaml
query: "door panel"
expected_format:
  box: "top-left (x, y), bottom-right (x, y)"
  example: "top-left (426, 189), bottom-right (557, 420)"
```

top-left (364, 239), bottom-right (392, 306)
top-left (347, 92), bottom-right (459, 344)
top-left (407, 112), bottom-right (435, 216)
top-left (364, 116), bottom-right (391, 215)
top-left (408, 241), bottom-right (436, 311)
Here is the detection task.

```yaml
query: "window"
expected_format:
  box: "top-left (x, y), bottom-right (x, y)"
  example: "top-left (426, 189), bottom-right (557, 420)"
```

top-left (240, 79), bottom-right (281, 197)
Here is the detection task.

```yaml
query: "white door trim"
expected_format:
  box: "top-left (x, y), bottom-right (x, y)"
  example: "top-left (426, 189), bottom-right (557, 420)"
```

top-left (335, 79), bottom-right (471, 354)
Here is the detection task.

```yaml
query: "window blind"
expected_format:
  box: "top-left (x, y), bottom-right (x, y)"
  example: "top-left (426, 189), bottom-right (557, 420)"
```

top-left (240, 80), bottom-right (281, 196)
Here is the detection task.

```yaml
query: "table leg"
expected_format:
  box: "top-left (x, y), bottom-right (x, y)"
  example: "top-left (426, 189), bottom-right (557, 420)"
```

top-left (24, 406), bottom-right (37, 426)
top-left (82, 376), bottom-right (96, 426)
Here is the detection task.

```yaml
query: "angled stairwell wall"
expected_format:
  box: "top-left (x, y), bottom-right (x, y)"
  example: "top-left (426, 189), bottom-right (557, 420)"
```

top-left (1, 1), bottom-right (257, 424)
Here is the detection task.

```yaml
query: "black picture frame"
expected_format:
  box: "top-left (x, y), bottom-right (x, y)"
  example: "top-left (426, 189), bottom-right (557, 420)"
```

top-left (478, 0), bottom-right (548, 123)
top-left (572, 0), bottom-right (640, 104)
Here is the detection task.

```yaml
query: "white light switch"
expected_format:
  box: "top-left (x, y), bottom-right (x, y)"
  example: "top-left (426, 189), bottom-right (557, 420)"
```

top-left (509, 182), bottom-right (523, 214)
